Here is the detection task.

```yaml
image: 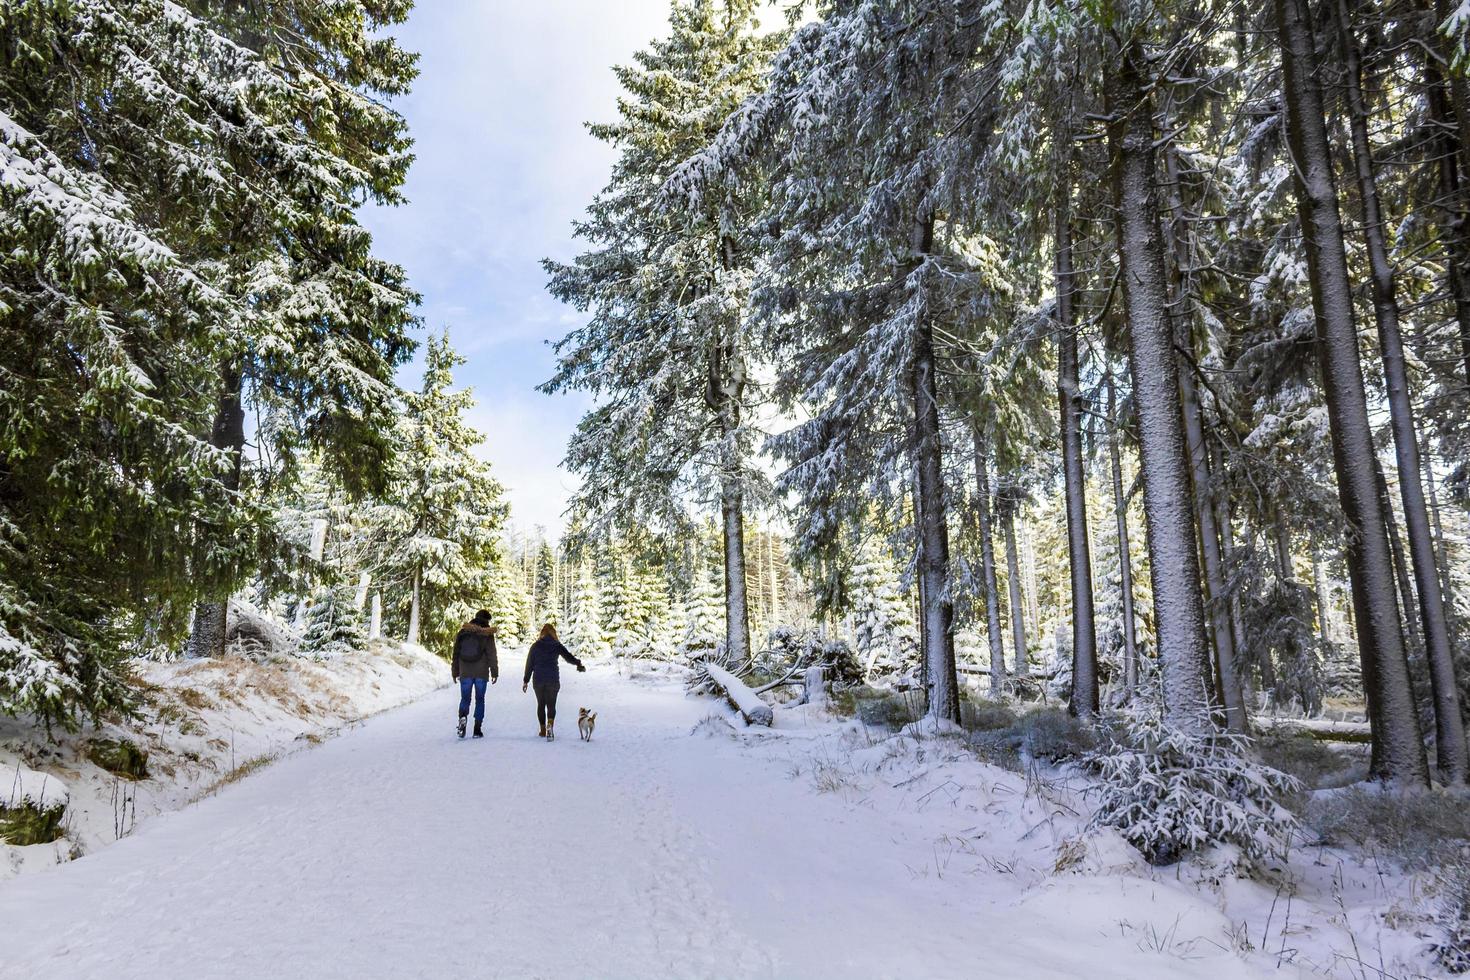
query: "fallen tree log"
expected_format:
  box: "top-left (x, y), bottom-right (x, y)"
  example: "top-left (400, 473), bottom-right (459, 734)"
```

top-left (1253, 716), bottom-right (1372, 743)
top-left (705, 663), bottom-right (774, 726)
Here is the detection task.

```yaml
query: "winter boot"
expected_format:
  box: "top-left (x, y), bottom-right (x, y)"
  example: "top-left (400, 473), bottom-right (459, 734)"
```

top-left (546, 718), bottom-right (555, 742)
top-left (538, 723), bottom-right (546, 738)
top-left (472, 719), bottom-right (483, 739)
top-left (457, 715), bottom-right (467, 739)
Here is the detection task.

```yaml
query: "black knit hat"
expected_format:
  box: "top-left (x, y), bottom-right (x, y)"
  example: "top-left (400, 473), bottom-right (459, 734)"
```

top-left (473, 609), bottom-right (491, 626)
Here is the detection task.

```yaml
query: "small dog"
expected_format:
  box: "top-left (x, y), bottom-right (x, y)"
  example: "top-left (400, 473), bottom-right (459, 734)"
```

top-left (577, 707), bottom-right (597, 742)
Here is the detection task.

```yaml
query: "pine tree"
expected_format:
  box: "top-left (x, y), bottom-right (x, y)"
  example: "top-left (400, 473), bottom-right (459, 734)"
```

top-left (544, 0), bottom-right (783, 671)
top-left (299, 583), bottom-right (369, 659)
top-left (848, 537), bottom-right (919, 682)
top-left (562, 564), bottom-right (610, 660)
top-left (390, 333), bottom-right (508, 651)
top-left (683, 551), bottom-right (724, 659)
top-left (0, 0), bottom-right (417, 724)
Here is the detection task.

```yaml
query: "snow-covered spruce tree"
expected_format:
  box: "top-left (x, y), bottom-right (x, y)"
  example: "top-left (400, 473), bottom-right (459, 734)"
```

top-left (488, 562), bottom-right (529, 648)
top-left (947, 262), bottom-right (1052, 701)
top-left (561, 564), bottom-right (610, 661)
top-left (1272, 0), bottom-right (1430, 784)
top-left (847, 535), bottom-right (919, 683)
top-left (384, 333), bottom-right (507, 652)
top-left (1087, 696), bottom-right (1300, 867)
top-left (683, 548), bottom-right (724, 661)
top-left (669, 3), bottom-right (1031, 725)
top-left (533, 542), bottom-right (557, 627)
top-left (543, 0), bottom-right (784, 671)
top-left (299, 583), bottom-right (368, 660)
top-left (0, 1), bottom-right (417, 723)
top-left (1101, 26), bottom-right (1218, 736)
top-left (1326, 0), bottom-right (1468, 782)
top-left (177, 1), bottom-right (421, 660)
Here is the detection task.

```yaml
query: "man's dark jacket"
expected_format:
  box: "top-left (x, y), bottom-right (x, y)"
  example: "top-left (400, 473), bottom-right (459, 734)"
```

top-left (451, 623), bottom-right (498, 681)
top-left (523, 636), bottom-right (583, 686)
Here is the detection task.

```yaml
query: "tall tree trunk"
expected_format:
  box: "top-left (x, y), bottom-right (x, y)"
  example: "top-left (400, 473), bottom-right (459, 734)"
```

top-left (1311, 545), bottom-right (1334, 647)
top-left (1425, 443), bottom-right (1458, 616)
top-left (1023, 519), bottom-right (1040, 637)
top-left (707, 246), bottom-right (752, 666)
top-left (408, 566), bottom-right (422, 646)
top-left (1106, 375), bottom-right (1141, 692)
top-left (1108, 42), bottom-right (1215, 733)
top-left (1055, 197), bottom-right (1099, 719)
top-left (1210, 439), bottom-right (1251, 703)
top-left (721, 481), bottom-right (751, 664)
top-left (1276, 0), bottom-right (1430, 783)
top-left (1375, 459), bottom-right (1424, 664)
top-left (187, 360), bottom-right (246, 659)
top-left (1162, 145), bottom-right (1246, 732)
top-left (1002, 505), bottom-right (1028, 678)
top-left (1428, 0), bottom-right (1470, 389)
top-left (972, 431), bottom-right (1007, 698)
top-left (911, 220), bottom-right (960, 724)
top-left (1338, 0), bottom-right (1468, 781)
top-left (767, 532), bottom-right (781, 628)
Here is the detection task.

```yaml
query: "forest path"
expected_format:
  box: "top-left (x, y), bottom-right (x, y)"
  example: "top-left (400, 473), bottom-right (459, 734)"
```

top-left (0, 667), bottom-right (1271, 979)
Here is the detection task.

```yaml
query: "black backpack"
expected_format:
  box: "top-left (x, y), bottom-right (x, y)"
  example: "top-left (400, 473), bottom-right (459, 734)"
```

top-left (456, 630), bottom-right (485, 663)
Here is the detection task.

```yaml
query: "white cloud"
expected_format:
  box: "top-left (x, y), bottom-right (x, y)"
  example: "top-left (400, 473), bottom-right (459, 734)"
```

top-left (363, 1), bottom-right (675, 535)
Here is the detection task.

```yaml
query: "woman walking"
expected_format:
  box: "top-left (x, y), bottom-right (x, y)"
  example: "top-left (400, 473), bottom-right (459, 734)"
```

top-left (522, 623), bottom-right (585, 740)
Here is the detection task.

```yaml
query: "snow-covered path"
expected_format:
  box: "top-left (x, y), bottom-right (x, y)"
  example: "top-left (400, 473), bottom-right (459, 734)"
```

top-left (0, 668), bottom-right (1274, 979)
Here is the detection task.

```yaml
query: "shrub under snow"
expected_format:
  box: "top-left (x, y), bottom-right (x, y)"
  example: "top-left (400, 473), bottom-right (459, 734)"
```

top-left (1086, 711), bottom-right (1300, 866)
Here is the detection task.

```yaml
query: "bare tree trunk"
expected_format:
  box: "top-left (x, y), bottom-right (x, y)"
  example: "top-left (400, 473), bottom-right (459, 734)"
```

top-left (188, 359), bottom-right (246, 659)
top-left (1428, 0), bottom-right (1470, 389)
top-left (1210, 440), bottom-right (1251, 703)
top-left (1106, 375), bottom-right (1140, 692)
top-left (1055, 197), bottom-right (1099, 719)
top-left (1338, 0), bottom-right (1467, 781)
top-left (1108, 42), bottom-right (1215, 733)
top-left (973, 431), bottom-right (1007, 698)
top-left (1002, 505), bottom-right (1028, 678)
top-left (1023, 519), bottom-right (1040, 638)
top-left (1276, 0), bottom-right (1430, 784)
top-left (1425, 444), bottom-right (1458, 616)
top-left (707, 243), bottom-right (753, 666)
top-left (1375, 459), bottom-right (1423, 664)
top-left (1163, 145), bottom-right (1246, 732)
top-left (912, 220), bottom-right (960, 724)
top-left (770, 534), bottom-right (781, 627)
top-left (407, 566), bottom-right (422, 646)
top-left (1312, 546), bottom-right (1334, 647)
top-left (721, 484), bottom-right (751, 662)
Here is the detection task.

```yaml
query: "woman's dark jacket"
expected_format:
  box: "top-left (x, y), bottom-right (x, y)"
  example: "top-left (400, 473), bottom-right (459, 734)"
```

top-left (523, 636), bottom-right (583, 686)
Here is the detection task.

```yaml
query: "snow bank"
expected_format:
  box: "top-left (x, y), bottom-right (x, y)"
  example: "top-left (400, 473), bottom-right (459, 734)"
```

top-left (1, 761), bottom-right (69, 812)
top-left (0, 639), bottom-right (446, 880)
top-left (699, 691), bottom-right (1449, 977)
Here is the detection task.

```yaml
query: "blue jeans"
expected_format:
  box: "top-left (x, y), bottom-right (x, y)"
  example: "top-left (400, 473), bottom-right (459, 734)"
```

top-left (458, 677), bottom-right (487, 722)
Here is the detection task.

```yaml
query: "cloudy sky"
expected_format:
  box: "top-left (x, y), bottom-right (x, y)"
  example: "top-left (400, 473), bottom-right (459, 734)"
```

top-left (362, 1), bottom-right (676, 535)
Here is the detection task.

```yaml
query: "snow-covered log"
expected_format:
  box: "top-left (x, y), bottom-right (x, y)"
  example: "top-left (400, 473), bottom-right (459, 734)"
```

top-left (705, 663), bottom-right (773, 726)
top-left (1253, 717), bottom-right (1372, 743)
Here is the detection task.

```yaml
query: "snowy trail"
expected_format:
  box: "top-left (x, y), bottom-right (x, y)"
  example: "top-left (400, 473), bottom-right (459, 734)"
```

top-left (0, 668), bottom-right (1274, 979)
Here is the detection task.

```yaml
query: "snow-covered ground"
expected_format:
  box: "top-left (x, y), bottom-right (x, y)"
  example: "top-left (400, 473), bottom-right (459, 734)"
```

top-left (0, 663), bottom-right (1446, 978)
top-left (1, 642), bottom-right (446, 880)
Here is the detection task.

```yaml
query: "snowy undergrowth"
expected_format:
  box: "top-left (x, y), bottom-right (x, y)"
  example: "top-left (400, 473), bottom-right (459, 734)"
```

top-left (692, 686), bottom-right (1454, 977)
top-left (0, 641), bottom-right (445, 881)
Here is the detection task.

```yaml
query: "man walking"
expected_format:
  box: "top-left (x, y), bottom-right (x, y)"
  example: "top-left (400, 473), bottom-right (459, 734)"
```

top-left (452, 610), bottom-right (498, 738)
